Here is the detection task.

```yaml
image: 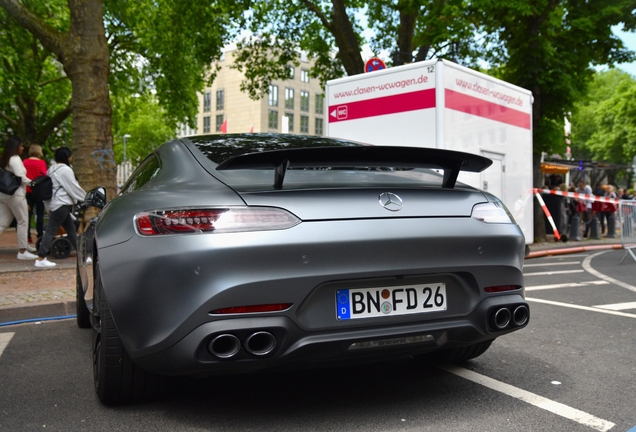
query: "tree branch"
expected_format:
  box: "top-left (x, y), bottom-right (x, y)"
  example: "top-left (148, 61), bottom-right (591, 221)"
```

top-left (37, 104), bottom-right (72, 144)
top-left (0, 0), bottom-right (64, 58)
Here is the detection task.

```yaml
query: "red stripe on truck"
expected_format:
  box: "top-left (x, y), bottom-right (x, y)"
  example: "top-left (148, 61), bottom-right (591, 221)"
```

top-left (445, 89), bottom-right (531, 129)
top-left (328, 89), bottom-right (436, 123)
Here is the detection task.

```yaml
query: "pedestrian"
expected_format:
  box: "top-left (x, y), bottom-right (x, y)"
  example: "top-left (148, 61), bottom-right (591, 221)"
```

top-left (23, 144), bottom-right (47, 243)
top-left (0, 137), bottom-right (39, 260)
top-left (576, 180), bottom-right (593, 238)
top-left (602, 185), bottom-right (618, 236)
top-left (35, 147), bottom-right (86, 268)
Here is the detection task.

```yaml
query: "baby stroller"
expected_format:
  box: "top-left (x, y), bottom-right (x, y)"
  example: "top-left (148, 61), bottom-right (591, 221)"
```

top-left (35, 201), bottom-right (88, 259)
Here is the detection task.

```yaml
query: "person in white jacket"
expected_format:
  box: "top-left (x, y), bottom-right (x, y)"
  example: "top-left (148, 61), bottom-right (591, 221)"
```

top-left (0, 137), bottom-right (38, 260)
top-left (35, 147), bottom-right (86, 268)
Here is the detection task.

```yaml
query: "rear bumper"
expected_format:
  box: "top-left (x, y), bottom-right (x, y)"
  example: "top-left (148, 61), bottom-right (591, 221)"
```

top-left (133, 294), bottom-right (528, 376)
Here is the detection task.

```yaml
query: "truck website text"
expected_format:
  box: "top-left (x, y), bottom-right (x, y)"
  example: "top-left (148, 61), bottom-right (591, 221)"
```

top-left (455, 79), bottom-right (524, 107)
top-left (333, 74), bottom-right (429, 99)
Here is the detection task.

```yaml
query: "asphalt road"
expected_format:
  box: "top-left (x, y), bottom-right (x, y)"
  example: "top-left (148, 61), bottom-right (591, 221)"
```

top-left (1, 249), bottom-right (635, 431)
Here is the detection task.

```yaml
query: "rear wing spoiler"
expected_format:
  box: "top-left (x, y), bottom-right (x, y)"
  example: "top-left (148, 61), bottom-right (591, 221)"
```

top-left (216, 146), bottom-right (492, 189)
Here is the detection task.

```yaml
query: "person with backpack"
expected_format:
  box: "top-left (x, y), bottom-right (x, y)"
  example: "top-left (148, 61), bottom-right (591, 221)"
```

top-left (23, 144), bottom-right (47, 243)
top-left (0, 137), bottom-right (39, 260)
top-left (35, 147), bottom-right (86, 268)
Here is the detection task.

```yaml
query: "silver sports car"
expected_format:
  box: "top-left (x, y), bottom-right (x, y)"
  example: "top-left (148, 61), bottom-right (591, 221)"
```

top-left (76, 133), bottom-right (528, 404)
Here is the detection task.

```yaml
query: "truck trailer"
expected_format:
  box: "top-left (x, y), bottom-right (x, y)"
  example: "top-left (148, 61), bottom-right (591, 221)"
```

top-left (325, 58), bottom-right (534, 244)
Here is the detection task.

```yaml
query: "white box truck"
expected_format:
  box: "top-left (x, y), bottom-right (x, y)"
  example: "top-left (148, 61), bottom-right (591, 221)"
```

top-left (325, 58), bottom-right (534, 244)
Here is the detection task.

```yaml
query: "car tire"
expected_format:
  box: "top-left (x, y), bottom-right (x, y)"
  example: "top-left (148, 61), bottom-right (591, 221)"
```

top-left (93, 260), bottom-right (161, 404)
top-left (76, 266), bottom-right (91, 329)
top-left (415, 340), bottom-right (493, 364)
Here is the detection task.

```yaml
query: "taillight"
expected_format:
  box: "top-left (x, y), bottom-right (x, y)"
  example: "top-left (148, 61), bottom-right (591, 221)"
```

top-left (211, 303), bottom-right (293, 314)
top-left (472, 201), bottom-right (515, 224)
top-left (135, 207), bottom-right (300, 235)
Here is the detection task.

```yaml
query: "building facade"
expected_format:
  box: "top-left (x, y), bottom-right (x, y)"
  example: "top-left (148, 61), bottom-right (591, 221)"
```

top-left (181, 49), bottom-right (326, 137)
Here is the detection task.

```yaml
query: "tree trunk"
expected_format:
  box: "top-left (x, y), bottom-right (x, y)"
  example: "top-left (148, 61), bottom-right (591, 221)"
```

top-left (62, 0), bottom-right (115, 198)
top-left (330, 0), bottom-right (364, 75)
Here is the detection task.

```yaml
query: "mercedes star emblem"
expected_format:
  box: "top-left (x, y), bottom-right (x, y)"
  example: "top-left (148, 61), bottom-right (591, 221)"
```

top-left (379, 192), bottom-right (403, 212)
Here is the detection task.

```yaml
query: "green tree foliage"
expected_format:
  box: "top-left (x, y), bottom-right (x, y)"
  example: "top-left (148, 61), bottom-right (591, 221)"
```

top-left (472, 0), bottom-right (635, 158)
top-left (571, 69), bottom-right (636, 167)
top-left (233, 0), bottom-right (477, 99)
top-left (111, 94), bottom-right (175, 168)
top-left (106, 0), bottom-right (248, 127)
top-left (0, 0), bottom-right (71, 151)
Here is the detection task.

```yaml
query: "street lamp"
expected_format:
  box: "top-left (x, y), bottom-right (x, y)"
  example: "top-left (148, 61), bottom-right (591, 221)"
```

top-left (123, 134), bottom-right (131, 183)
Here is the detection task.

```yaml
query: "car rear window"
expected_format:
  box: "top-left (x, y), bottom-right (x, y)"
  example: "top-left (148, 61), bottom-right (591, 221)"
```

top-left (188, 134), bottom-right (445, 190)
top-left (189, 133), bottom-right (364, 163)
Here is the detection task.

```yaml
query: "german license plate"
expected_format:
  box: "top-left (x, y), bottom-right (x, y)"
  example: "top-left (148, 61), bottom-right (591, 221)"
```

top-left (336, 283), bottom-right (446, 320)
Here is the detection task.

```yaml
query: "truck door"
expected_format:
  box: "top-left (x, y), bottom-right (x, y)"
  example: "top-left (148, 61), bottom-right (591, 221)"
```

top-left (480, 150), bottom-right (505, 201)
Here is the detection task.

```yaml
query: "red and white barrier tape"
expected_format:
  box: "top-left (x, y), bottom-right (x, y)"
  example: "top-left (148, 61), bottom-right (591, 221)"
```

top-left (533, 190), bottom-right (561, 241)
top-left (533, 188), bottom-right (620, 204)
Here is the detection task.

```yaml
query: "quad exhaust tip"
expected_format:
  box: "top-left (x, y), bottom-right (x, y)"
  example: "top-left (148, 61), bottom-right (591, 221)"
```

top-left (513, 305), bottom-right (529, 326)
top-left (209, 334), bottom-right (241, 359)
top-left (491, 307), bottom-right (511, 329)
top-left (244, 331), bottom-right (277, 356)
top-left (490, 305), bottom-right (529, 330)
top-left (208, 331), bottom-right (277, 359)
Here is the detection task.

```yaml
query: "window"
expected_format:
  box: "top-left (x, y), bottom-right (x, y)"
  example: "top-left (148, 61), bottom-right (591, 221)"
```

top-left (285, 113), bottom-right (294, 132)
top-left (215, 115), bottom-right (224, 132)
top-left (285, 88), bottom-right (294, 110)
top-left (216, 90), bottom-right (224, 110)
top-left (300, 115), bottom-right (309, 133)
top-left (268, 110), bottom-right (278, 129)
top-left (268, 85), bottom-right (279, 106)
top-left (122, 154), bottom-right (160, 194)
top-left (203, 92), bottom-right (211, 112)
top-left (315, 94), bottom-right (324, 114)
top-left (301, 69), bottom-right (310, 83)
top-left (315, 118), bottom-right (323, 135)
top-left (300, 91), bottom-right (309, 112)
top-left (288, 66), bottom-right (295, 79)
top-left (203, 116), bottom-right (211, 133)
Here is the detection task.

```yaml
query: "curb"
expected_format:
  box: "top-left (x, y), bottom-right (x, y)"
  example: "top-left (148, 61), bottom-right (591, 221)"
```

top-left (0, 301), bottom-right (76, 327)
top-left (526, 244), bottom-right (624, 259)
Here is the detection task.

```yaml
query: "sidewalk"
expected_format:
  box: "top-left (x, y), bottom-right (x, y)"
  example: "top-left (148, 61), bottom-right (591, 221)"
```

top-left (0, 227), bottom-right (626, 326)
top-left (0, 229), bottom-right (77, 325)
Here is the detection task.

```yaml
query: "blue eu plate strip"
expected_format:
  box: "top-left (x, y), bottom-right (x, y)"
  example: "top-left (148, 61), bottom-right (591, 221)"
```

top-left (336, 289), bottom-right (350, 320)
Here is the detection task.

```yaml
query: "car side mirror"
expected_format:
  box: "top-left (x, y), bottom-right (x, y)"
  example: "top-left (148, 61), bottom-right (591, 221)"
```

top-left (84, 186), bottom-right (107, 209)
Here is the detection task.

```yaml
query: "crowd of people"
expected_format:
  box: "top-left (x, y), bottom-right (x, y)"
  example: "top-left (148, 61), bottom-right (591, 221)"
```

top-left (0, 137), bottom-right (86, 268)
top-left (558, 178), bottom-right (634, 239)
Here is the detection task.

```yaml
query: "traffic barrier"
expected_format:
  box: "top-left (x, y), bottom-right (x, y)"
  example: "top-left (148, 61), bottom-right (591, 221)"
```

top-left (533, 189), bottom-right (561, 241)
top-left (534, 188), bottom-right (620, 205)
top-left (534, 188), bottom-right (625, 242)
top-left (619, 201), bottom-right (636, 264)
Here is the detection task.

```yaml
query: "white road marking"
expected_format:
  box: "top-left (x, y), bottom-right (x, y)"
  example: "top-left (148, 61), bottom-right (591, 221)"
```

top-left (525, 281), bottom-right (610, 291)
top-left (527, 297), bottom-right (636, 319)
top-left (0, 332), bottom-right (15, 358)
top-left (524, 269), bottom-right (585, 276)
top-left (582, 251), bottom-right (636, 293)
top-left (439, 365), bottom-right (615, 432)
top-left (524, 261), bottom-right (581, 268)
top-left (593, 301), bottom-right (636, 311)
